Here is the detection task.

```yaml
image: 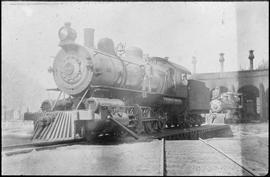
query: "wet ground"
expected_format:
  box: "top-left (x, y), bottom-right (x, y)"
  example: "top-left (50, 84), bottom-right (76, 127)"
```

top-left (2, 141), bottom-right (162, 175)
top-left (1, 121), bottom-right (269, 175)
top-left (2, 121), bottom-right (33, 146)
top-left (165, 140), bottom-right (251, 176)
top-left (205, 123), bottom-right (269, 175)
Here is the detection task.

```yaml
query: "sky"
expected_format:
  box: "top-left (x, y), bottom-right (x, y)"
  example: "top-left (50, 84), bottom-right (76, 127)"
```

top-left (2, 1), bottom-right (268, 89)
top-left (236, 2), bottom-right (269, 69)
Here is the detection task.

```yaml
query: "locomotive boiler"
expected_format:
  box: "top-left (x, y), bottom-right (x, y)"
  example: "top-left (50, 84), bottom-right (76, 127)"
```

top-left (26, 22), bottom-right (210, 142)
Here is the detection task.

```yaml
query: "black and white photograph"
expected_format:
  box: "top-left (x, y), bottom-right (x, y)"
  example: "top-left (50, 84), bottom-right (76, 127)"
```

top-left (2, 1), bottom-right (269, 176)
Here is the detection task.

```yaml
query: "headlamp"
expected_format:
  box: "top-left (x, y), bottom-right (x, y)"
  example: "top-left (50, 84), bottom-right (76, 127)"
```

top-left (58, 28), bottom-right (69, 41)
top-left (58, 22), bottom-right (77, 43)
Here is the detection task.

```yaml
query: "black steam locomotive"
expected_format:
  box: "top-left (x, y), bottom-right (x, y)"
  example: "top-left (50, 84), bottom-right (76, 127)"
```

top-left (26, 23), bottom-right (210, 142)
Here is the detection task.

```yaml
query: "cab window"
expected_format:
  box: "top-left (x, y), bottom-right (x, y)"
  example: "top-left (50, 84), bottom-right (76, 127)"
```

top-left (181, 73), bottom-right (188, 85)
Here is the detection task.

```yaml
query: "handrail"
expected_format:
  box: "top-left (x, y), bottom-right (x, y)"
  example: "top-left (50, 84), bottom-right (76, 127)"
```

top-left (76, 89), bottom-right (89, 110)
top-left (51, 91), bottom-right (62, 111)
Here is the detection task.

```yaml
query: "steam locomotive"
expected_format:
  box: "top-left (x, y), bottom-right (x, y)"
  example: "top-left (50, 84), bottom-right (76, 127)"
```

top-left (209, 88), bottom-right (243, 123)
top-left (26, 23), bottom-right (210, 142)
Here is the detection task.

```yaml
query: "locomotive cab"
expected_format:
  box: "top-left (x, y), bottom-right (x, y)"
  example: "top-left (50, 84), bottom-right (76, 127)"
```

top-left (150, 57), bottom-right (190, 97)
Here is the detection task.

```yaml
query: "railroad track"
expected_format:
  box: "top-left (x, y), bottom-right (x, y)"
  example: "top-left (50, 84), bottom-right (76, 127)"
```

top-left (160, 138), bottom-right (166, 176)
top-left (2, 137), bottom-right (265, 175)
top-left (161, 138), bottom-right (261, 176)
top-left (2, 139), bottom-right (83, 156)
top-left (198, 138), bottom-right (260, 176)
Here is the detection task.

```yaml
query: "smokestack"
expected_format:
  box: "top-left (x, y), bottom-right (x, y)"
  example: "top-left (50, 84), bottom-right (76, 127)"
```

top-left (248, 50), bottom-right (254, 70)
top-left (84, 28), bottom-right (95, 48)
top-left (219, 53), bottom-right (225, 73)
top-left (192, 56), bottom-right (197, 74)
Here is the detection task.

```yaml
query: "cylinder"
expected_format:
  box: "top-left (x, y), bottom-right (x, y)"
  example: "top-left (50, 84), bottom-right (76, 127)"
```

top-left (84, 28), bottom-right (95, 48)
top-left (85, 97), bottom-right (125, 112)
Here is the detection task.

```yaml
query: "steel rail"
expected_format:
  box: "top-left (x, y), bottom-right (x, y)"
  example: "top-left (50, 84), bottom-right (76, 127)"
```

top-left (3, 144), bottom-right (70, 156)
top-left (2, 138), bottom-right (83, 156)
top-left (160, 138), bottom-right (166, 176)
top-left (198, 137), bottom-right (260, 176)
